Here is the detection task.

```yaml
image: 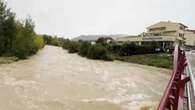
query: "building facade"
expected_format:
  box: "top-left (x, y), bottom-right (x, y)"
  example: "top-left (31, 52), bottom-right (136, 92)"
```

top-left (116, 21), bottom-right (195, 49)
top-left (184, 29), bottom-right (195, 46)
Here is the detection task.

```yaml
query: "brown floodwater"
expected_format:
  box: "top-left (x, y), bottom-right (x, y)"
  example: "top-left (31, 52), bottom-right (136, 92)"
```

top-left (0, 45), bottom-right (170, 110)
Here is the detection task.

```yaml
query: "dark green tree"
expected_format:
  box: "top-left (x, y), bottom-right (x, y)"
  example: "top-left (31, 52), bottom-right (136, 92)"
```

top-left (12, 18), bottom-right (37, 59)
top-left (78, 42), bottom-right (90, 56)
top-left (0, 1), bottom-right (16, 55)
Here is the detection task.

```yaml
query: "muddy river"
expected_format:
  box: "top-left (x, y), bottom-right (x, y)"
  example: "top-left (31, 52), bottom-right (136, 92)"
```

top-left (0, 46), bottom-right (170, 110)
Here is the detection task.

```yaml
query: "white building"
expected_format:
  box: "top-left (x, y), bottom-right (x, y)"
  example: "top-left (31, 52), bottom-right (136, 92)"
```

top-left (116, 21), bottom-right (195, 48)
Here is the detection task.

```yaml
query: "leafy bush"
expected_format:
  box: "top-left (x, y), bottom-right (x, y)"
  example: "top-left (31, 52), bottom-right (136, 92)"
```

top-left (87, 44), bottom-right (112, 61)
top-left (62, 39), bottom-right (71, 49)
top-left (67, 42), bottom-right (80, 53)
top-left (49, 37), bottom-right (61, 46)
top-left (78, 42), bottom-right (90, 56)
top-left (42, 35), bottom-right (64, 46)
top-left (107, 43), bottom-right (159, 56)
top-left (107, 44), bottom-right (121, 54)
top-left (113, 54), bottom-right (172, 69)
top-left (33, 35), bottom-right (45, 50)
top-left (119, 43), bottom-right (136, 56)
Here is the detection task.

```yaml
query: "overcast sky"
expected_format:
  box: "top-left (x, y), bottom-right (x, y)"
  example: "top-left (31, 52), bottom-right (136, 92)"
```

top-left (4, 0), bottom-right (195, 38)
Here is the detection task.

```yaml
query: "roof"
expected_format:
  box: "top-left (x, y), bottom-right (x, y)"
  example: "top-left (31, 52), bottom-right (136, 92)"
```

top-left (147, 21), bottom-right (188, 29)
top-left (186, 29), bottom-right (195, 33)
top-left (179, 23), bottom-right (188, 28)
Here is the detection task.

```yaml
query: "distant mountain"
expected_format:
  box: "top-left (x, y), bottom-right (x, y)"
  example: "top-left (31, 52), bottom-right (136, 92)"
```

top-left (72, 34), bottom-right (128, 41)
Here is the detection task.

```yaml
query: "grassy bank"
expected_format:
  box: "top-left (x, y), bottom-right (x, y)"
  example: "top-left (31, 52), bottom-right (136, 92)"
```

top-left (112, 53), bottom-right (172, 69)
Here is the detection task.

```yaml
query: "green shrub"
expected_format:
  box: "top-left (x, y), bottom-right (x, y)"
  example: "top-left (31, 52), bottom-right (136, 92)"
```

top-left (87, 44), bottom-right (112, 61)
top-left (78, 42), bottom-right (90, 56)
top-left (33, 35), bottom-right (44, 50)
top-left (108, 43), bottom-right (159, 56)
top-left (119, 43), bottom-right (136, 56)
top-left (50, 37), bottom-right (61, 46)
top-left (107, 44), bottom-right (121, 54)
top-left (62, 40), bottom-right (71, 49)
top-left (43, 35), bottom-right (66, 46)
top-left (67, 42), bottom-right (80, 53)
top-left (112, 54), bottom-right (172, 69)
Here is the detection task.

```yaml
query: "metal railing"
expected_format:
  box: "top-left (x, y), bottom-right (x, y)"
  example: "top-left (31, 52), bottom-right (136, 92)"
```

top-left (186, 56), bottom-right (195, 96)
top-left (185, 54), bottom-right (195, 110)
top-left (158, 45), bottom-right (190, 110)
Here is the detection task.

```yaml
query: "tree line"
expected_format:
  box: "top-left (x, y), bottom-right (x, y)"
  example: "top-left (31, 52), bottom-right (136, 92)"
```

top-left (0, 1), bottom-right (44, 59)
top-left (42, 34), bottom-right (68, 47)
top-left (61, 37), bottom-right (171, 61)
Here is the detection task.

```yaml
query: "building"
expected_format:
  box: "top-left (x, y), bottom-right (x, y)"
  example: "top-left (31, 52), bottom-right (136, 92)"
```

top-left (184, 29), bottom-right (195, 46)
top-left (116, 21), bottom-right (195, 49)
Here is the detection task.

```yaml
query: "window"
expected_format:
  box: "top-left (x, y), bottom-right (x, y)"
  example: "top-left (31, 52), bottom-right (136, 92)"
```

top-left (179, 33), bottom-right (184, 37)
top-left (149, 27), bottom-right (166, 32)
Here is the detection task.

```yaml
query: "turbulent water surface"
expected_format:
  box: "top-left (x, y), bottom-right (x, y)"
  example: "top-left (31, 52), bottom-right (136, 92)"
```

top-left (0, 46), bottom-right (170, 110)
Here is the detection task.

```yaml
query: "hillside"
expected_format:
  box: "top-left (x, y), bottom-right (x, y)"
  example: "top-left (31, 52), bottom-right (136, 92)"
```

top-left (72, 34), bottom-right (128, 41)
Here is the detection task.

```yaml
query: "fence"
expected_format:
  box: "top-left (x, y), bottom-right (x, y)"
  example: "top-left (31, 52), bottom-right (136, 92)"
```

top-left (158, 45), bottom-right (190, 110)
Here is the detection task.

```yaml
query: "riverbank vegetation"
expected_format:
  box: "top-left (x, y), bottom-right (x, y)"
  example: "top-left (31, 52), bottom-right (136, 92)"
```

top-left (112, 54), bottom-right (172, 68)
top-left (42, 35), bottom-right (67, 46)
top-left (62, 39), bottom-right (173, 68)
top-left (0, 1), bottom-right (44, 59)
top-left (62, 41), bottom-right (112, 60)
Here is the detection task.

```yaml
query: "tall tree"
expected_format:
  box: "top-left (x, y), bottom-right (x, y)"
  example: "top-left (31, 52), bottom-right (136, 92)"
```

top-left (12, 18), bottom-right (37, 58)
top-left (0, 0), bottom-right (16, 55)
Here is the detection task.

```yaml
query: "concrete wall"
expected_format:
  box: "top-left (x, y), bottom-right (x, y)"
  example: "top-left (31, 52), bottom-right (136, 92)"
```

top-left (147, 21), bottom-right (185, 33)
top-left (184, 31), bottom-right (195, 46)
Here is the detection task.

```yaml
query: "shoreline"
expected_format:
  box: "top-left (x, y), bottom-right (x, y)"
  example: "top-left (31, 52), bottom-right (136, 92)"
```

top-left (0, 57), bottom-right (18, 64)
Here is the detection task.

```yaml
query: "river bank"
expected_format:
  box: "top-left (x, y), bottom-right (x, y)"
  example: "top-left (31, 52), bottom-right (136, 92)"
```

top-left (0, 57), bottom-right (18, 64)
top-left (112, 53), bottom-right (172, 69)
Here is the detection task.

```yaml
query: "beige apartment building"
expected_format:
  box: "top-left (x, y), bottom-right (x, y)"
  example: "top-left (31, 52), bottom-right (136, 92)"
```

top-left (116, 21), bottom-right (195, 49)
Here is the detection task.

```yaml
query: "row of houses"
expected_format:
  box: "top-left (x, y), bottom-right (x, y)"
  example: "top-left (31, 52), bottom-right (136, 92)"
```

top-left (116, 21), bottom-right (195, 49)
